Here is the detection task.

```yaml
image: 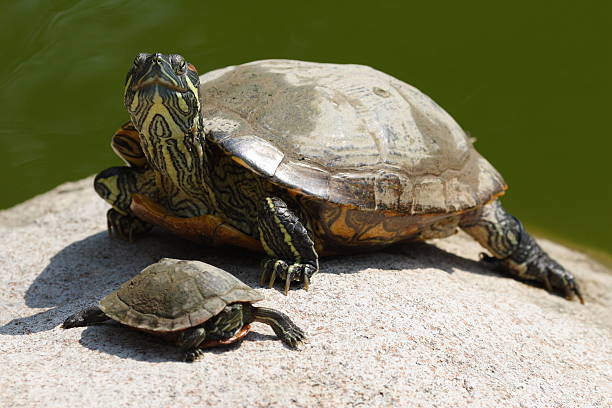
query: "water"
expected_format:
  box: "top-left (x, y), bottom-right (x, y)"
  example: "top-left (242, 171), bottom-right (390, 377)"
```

top-left (1, 0), bottom-right (610, 255)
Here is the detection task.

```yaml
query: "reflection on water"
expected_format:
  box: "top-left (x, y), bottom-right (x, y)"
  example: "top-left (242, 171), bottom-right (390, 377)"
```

top-left (0, 1), bottom-right (610, 254)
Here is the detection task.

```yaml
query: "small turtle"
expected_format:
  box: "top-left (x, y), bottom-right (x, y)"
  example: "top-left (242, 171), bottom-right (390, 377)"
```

top-left (94, 53), bottom-right (582, 302)
top-left (62, 258), bottom-right (305, 361)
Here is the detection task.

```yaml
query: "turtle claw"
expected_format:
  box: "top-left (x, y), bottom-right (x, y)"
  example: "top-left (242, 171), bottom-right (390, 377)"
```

top-left (268, 269), bottom-right (277, 289)
top-left (260, 259), bottom-right (287, 288)
top-left (303, 275), bottom-right (310, 291)
top-left (282, 325), bottom-right (306, 348)
top-left (260, 258), bottom-right (316, 295)
top-left (106, 208), bottom-right (152, 241)
top-left (528, 254), bottom-right (584, 304)
top-left (574, 287), bottom-right (585, 305)
top-left (479, 253), bottom-right (584, 304)
top-left (284, 278), bottom-right (291, 296)
top-left (183, 348), bottom-right (205, 362)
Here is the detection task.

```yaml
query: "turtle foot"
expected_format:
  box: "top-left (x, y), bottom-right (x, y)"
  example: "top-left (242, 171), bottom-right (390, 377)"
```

top-left (107, 208), bottom-right (153, 242)
top-left (279, 323), bottom-right (306, 348)
top-left (183, 348), bottom-right (205, 362)
top-left (481, 253), bottom-right (584, 304)
top-left (260, 258), bottom-right (317, 295)
top-left (252, 306), bottom-right (306, 348)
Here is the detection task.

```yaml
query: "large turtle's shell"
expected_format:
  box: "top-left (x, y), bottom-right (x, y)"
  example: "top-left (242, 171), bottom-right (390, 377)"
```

top-left (201, 60), bottom-right (506, 214)
top-left (99, 258), bottom-right (263, 332)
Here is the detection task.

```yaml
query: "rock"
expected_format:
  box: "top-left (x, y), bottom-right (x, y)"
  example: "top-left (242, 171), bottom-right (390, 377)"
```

top-left (1, 177), bottom-right (610, 407)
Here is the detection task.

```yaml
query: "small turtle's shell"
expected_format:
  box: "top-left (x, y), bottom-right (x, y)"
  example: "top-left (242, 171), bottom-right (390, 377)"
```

top-left (99, 258), bottom-right (263, 332)
top-left (201, 60), bottom-right (506, 214)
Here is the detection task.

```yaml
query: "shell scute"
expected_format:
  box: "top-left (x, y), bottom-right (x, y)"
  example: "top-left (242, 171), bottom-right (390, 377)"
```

top-left (200, 59), bottom-right (506, 214)
top-left (99, 258), bottom-right (263, 332)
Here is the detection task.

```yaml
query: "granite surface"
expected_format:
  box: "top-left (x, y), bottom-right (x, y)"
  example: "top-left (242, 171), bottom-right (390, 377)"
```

top-left (1, 178), bottom-right (610, 407)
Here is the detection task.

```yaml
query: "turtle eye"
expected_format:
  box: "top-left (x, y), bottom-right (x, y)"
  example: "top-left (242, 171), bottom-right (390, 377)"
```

top-left (133, 53), bottom-right (149, 69)
top-left (171, 54), bottom-right (187, 75)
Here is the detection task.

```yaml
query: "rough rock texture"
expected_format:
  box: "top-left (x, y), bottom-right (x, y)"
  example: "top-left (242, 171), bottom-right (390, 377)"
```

top-left (1, 177), bottom-right (610, 408)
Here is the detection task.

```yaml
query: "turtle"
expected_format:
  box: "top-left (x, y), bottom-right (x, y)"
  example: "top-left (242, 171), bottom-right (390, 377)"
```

top-left (62, 258), bottom-right (305, 362)
top-left (94, 52), bottom-right (583, 302)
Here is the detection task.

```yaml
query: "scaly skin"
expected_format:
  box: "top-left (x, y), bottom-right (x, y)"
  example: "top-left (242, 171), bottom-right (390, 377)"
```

top-left (460, 200), bottom-right (583, 303)
top-left (258, 197), bottom-right (318, 295)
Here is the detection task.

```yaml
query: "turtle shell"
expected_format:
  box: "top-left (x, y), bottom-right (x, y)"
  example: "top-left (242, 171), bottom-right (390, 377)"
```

top-left (201, 60), bottom-right (506, 214)
top-left (99, 258), bottom-right (263, 332)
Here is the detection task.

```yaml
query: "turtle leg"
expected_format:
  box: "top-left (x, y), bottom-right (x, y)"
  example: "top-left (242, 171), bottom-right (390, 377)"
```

top-left (178, 327), bottom-right (208, 362)
top-left (94, 166), bottom-right (155, 241)
top-left (250, 305), bottom-right (305, 348)
top-left (111, 121), bottom-right (147, 168)
top-left (62, 306), bottom-right (111, 328)
top-left (181, 304), bottom-right (251, 361)
top-left (257, 197), bottom-right (319, 295)
top-left (106, 208), bottom-right (153, 241)
top-left (460, 200), bottom-right (583, 303)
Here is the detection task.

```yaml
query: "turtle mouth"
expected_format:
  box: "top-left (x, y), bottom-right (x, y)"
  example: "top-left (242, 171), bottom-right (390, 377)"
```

top-left (131, 77), bottom-right (188, 93)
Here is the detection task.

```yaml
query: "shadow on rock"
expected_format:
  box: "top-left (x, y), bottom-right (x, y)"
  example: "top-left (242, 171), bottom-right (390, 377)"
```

top-left (1, 225), bottom-right (498, 335)
top-left (78, 324), bottom-right (180, 362)
top-left (0, 229), bottom-right (261, 335)
top-left (387, 241), bottom-right (493, 276)
top-left (76, 323), bottom-right (274, 363)
top-left (318, 241), bottom-right (492, 277)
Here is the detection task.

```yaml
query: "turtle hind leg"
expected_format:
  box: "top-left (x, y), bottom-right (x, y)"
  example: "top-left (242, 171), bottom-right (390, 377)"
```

top-left (251, 306), bottom-right (305, 348)
top-left (257, 197), bottom-right (319, 295)
top-left (460, 200), bottom-right (583, 303)
top-left (62, 306), bottom-right (110, 329)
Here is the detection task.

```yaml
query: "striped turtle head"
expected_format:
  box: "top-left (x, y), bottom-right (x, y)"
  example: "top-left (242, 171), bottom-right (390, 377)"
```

top-left (124, 52), bottom-right (201, 131)
top-left (123, 52), bottom-right (204, 175)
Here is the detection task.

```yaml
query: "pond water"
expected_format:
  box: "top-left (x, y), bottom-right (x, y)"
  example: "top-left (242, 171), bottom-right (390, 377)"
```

top-left (1, 1), bottom-right (610, 255)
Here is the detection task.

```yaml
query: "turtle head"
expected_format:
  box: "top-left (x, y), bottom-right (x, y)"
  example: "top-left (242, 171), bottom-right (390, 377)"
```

top-left (123, 52), bottom-right (206, 182)
top-left (124, 52), bottom-right (201, 134)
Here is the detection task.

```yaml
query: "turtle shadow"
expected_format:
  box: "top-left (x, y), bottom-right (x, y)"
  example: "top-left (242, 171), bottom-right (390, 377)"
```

top-left (263, 240), bottom-right (497, 296)
top-left (75, 323), bottom-right (280, 363)
top-left (385, 241), bottom-right (567, 298)
top-left (77, 324), bottom-right (181, 363)
top-left (0, 227), bottom-right (498, 336)
top-left (0, 228), bottom-right (261, 336)
top-left (385, 241), bottom-right (493, 276)
top-left (317, 241), bottom-right (492, 277)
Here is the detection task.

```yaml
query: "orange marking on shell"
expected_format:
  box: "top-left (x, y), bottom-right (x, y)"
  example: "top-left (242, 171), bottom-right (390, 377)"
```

top-left (130, 194), bottom-right (263, 252)
top-left (485, 185), bottom-right (508, 205)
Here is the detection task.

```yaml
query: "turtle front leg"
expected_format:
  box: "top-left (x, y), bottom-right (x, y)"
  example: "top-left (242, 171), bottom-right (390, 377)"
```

top-left (257, 197), bottom-right (319, 295)
top-left (460, 200), bottom-right (583, 303)
top-left (62, 306), bottom-right (111, 328)
top-left (178, 327), bottom-right (207, 362)
top-left (94, 166), bottom-right (155, 241)
top-left (251, 305), bottom-right (306, 348)
top-left (106, 208), bottom-right (153, 242)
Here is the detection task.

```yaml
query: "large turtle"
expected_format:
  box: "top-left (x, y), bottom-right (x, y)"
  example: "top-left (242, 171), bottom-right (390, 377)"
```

top-left (62, 258), bottom-right (305, 361)
top-left (94, 53), bottom-right (582, 302)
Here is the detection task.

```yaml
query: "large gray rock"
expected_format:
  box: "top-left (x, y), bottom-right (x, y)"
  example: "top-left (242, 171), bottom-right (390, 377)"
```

top-left (1, 178), bottom-right (610, 407)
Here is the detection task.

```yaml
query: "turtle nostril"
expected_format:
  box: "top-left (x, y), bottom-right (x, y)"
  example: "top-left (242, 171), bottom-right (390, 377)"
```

top-left (152, 53), bottom-right (163, 64)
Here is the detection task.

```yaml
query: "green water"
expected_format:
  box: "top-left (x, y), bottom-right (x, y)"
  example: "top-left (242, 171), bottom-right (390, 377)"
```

top-left (1, 1), bottom-right (610, 254)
